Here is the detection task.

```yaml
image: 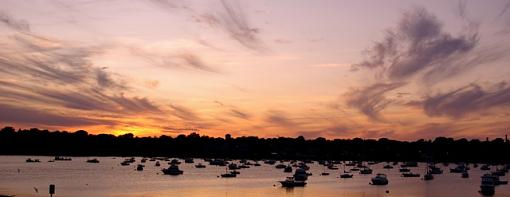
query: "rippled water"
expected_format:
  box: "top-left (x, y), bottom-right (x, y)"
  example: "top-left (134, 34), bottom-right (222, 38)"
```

top-left (0, 156), bottom-right (509, 197)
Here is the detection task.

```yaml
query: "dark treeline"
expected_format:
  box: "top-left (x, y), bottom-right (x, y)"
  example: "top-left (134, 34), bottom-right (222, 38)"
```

top-left (0, 126), bottom-right (509, 163)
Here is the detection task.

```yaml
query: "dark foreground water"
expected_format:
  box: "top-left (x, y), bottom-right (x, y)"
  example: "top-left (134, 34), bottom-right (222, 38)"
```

top-left (0, 156), bottom-right (509, 197)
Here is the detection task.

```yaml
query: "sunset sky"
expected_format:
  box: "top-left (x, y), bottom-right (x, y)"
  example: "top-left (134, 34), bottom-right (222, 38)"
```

top-left (1, 0), bottom-right (510, 140)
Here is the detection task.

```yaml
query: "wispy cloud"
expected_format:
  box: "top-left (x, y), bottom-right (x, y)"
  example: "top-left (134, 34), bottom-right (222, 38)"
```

top-left (229, 108), bottom-right (251, 120)
top-left (169, 104), bottom-right (201, 121)
top-left (0, 12), bottom-right (164, 129)
top-left (0, 10), bottom-right (30, 32)
top-left (353, 7), bottom-right (478, 82)
top-left (347, 6), bottom-right (508, 121)
top-left (0, 103), bottom-right (113, 127)
top-left (264, 111), bottom-right (298, 128)
top-left (128, 46), bottom-right (217, 73)
top-left (197, 0), bottom-right (266, 51)
top-left (149, 0), bottom-right (266, 52)
top-left (423, 82), bottom-right (510, 118)
top-left (345, 82), bottom-right (404, 121)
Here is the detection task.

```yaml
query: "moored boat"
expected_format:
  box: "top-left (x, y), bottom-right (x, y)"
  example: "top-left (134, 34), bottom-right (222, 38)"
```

top-left (402, 172), bottom-right (420, 177)
top-left (340, 173), bottom-right (353, 178)
top-left (195, 163), bottom-right (206, 168)
top-left (279, 177), bottom-right (306, 187)
top-left (480, 174), bottom-right (496, 196)
top-left (423, 173), bottom-right (434, 180)
top-left (370, 174), bottom-right (389, 185)
top-left (162, 164), bottom-right (184, 175)
top-left (86, 158), bottom-right (100, 163)
top-left (360, 167), bottom-right (373, 174)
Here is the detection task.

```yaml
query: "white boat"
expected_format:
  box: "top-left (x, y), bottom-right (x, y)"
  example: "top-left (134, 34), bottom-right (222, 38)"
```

top-left (293, 168), bottom-right (309, 181)
top-left (371, 174), bottom-right (389, 185)
top-left (360, 167), bottom-right (373, 174)
top-left (480, 174), bottom-right (496, 195)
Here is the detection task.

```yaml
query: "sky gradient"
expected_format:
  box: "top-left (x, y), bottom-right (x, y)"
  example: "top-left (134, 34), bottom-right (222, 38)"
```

top-left (1, 0), bottom-right (510, 140)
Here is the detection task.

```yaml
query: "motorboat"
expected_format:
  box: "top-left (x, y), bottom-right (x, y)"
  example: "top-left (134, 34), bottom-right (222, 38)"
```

top-left (360, 167), bottom-right (373, 174)
top-left (86, 158), bottom-right (100, 163)
top-left (428, 165), bottom-right (443, 174)
top-left (340, 173), bottom-right (353, 178)
top-left (136, 164), bottom-right (144, 171)
top-left (275, 163), bottom-right (286, 169)
top-left (462, 171), bottom-right (469, 178)
top-left (370, 174), bottom-right (389, 185)
top-left (492, 170), bottom-right (506, 177)
top-left (279, 177), bottom-right (306, 187)
top-left (228, 163), bottom-right (240, 170)
top-left (54, 156), bottom-right (72, 161)
top-left (209, 159), bottom-right (226, 166)
top-left (26, 158), bottom-right (40, 163)
top-left (450, 164), bottom-right (469, 173)
top-left (284, 165), bottom-right (292, 173)
top-left (401, 162), bottom-right (418, 168)
top-left (480, 174), bottom-right (496, 195)
top-left (402, 172), bottom-right (420, 177)
top-left (162, 164), bottom-right (183, 175)
top-left (121, 158), bottom-right (135, 166)
top-left (328, 165), bottom-right (339, 170)
top-left (264, 160), bottom-right (276, 165)
top-left (195, 163), bottom-right (206, 168)
top-left (221, 171), bottom-right (237, 178)
top-left (170, 159), bottom-right (181, 165)
top-left (423, 172), bottom-right (434, 180)
top-left (220, 168), bottom-right (237, 178)
top-left (293, 168), bottom-right (309, 181)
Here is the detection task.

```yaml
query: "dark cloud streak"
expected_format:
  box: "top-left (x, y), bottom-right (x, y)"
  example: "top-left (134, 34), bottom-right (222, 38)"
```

top-left (353, 7), bottom-right (478, 81)
top-left (346, 83), bottom-right (404, 121)
top-left (423, 82), bottom-right (510, 118)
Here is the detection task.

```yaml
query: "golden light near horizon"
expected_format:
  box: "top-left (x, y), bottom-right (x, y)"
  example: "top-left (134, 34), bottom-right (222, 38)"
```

top-left (0, 0), bottom-right (510, 140)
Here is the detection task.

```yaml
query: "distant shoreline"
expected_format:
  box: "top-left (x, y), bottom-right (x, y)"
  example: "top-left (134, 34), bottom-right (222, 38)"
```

top-left (1, 127), bottom-right (510, 163)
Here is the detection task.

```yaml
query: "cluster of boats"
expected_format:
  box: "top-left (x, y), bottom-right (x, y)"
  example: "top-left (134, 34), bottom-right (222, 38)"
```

top-left (478, 164), bottom-right (510, 196)
top-left (21, 156), bottom-right (510, 195)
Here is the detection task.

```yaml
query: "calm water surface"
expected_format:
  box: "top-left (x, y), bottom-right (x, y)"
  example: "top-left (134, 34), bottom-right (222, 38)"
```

top-left (0, 156), bottom-right (509, 197)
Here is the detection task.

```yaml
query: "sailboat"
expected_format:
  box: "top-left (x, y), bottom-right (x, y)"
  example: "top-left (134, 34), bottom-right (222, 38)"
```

top-left (340, 163), bottom-right (353, 178)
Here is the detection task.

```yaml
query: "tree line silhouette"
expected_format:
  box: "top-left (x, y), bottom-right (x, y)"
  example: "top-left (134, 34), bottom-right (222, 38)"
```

top-left (0, 126), bottom-right (508, 163)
